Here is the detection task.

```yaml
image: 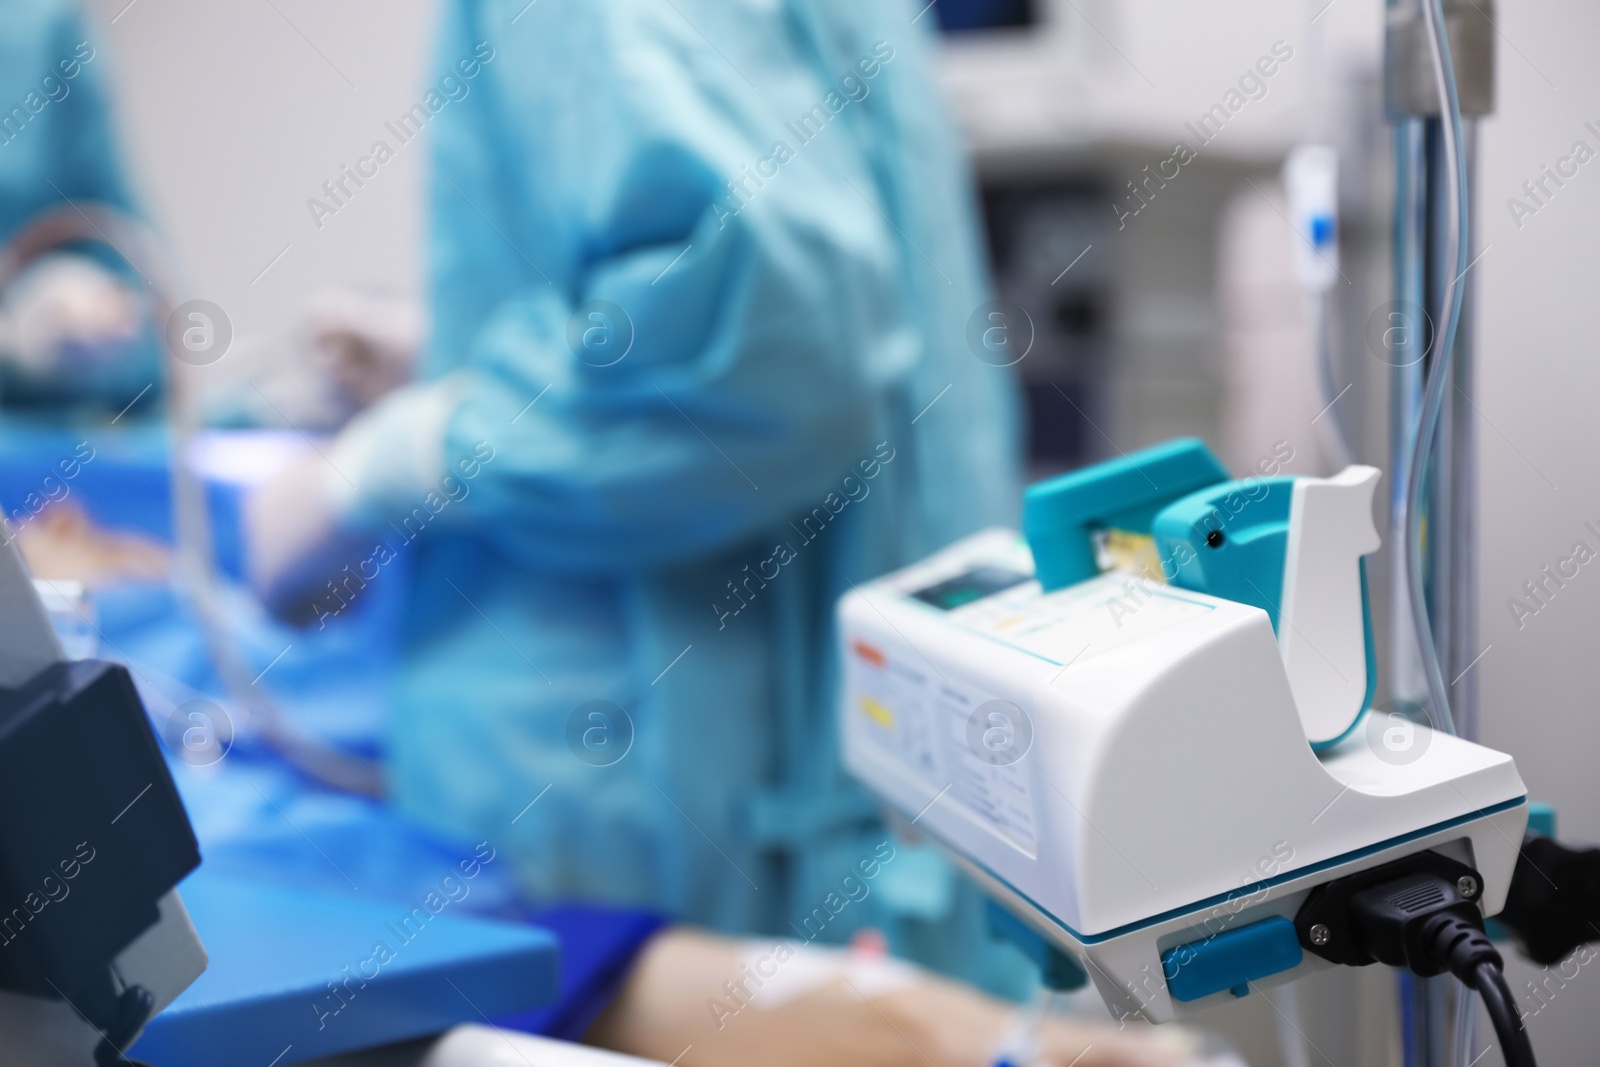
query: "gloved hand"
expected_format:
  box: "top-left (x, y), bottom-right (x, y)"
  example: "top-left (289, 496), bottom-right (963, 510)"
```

top-left (243, 452), bottom-right (375, 625)
top-left (587, 928), bottom-right (1213, 1067)
top-left (244, 379), bottom-right (465, 624)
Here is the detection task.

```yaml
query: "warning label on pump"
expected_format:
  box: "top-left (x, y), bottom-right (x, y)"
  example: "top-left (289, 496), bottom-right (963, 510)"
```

top-left (847, 648), bottom-right (1038, 855)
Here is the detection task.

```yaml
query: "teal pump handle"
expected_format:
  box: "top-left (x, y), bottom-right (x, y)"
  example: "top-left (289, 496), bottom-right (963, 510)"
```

top-left (1022, 438), bottom-right (1379, 749)
top-left (1023, 438), bottom-right (1229, 592)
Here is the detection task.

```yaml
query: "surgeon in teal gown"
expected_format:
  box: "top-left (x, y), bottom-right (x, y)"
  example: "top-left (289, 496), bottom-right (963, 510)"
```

top-left (0, 0), bottom-right (155, 412)
top-left (252, 0), bottom-right (1097, 1033)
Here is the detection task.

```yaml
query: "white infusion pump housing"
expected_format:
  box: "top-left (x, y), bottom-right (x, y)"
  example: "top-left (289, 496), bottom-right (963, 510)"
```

top-left (838, 523), bottom-right (1525, 1023)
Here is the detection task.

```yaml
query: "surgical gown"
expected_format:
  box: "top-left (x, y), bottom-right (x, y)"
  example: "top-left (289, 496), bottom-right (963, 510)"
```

top-left (0, 1), bottom-right (128, 241)
top-left (361, 0), bottom-right (1028, 994)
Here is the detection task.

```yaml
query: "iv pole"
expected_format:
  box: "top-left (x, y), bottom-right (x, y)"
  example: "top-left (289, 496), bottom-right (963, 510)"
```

top-left (1384, 0), bottom-right (1494, 1063)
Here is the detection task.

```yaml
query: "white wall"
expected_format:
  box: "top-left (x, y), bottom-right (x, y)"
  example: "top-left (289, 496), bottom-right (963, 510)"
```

top-left (89, 0), bottom-right (438, 366)
top-left (1475, 2), bottom-right (1600, 1063)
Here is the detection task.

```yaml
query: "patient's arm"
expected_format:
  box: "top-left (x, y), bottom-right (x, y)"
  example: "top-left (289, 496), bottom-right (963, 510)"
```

top-left (586, 927), bottom-right (1205, 1067)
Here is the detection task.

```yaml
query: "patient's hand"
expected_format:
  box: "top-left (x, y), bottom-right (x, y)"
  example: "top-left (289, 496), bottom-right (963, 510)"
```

top-left (586, 928), bottom-right (1207, 1067)
top-left (15, 503), bottom-right (168, 587)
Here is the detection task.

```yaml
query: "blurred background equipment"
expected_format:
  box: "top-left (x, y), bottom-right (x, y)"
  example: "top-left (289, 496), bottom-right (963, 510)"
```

top-left (0, 523), bottom-right (205, 1067)
top-left (0, 522), bottom-right (564, 1067)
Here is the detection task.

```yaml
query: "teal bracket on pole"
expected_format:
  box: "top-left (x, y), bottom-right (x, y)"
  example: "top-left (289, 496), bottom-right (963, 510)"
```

top-left (985, 900), bottom-right (1089, 992)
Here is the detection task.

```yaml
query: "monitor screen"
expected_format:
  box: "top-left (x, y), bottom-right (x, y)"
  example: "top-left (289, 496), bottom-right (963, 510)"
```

top-left (933, 0), bottom-right (1037, 33)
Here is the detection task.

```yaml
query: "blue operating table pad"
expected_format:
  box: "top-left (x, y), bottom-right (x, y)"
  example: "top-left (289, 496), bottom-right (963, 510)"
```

top-left (132, 873), bottom-right (559, 1066)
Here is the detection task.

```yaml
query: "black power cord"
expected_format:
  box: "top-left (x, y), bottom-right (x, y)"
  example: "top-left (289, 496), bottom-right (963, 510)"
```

top-left (1373, 908), bottom-right (1535, 1067)
top-left (93, 984), bottom-right (157, 1067)
top-left (1294, 851), bottom-right (1538, 1067)
top-left (79, 966), bottom-right (159, 1067)
top-left (1470, 960), bottom-right (1535, 1067)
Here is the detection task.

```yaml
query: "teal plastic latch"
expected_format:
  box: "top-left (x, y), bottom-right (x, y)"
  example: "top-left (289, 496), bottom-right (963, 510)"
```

top-left (1527, 802), bottom-right (1557, 839)
top-left (1152, 478), bottom-right (1296, 631)
top-left (1023, 439), bottom-right (1228, 592)
top-left (1161, 916), bottom-right (1303, 1003)
top-left (985, 900), bottom-right (1089, 992)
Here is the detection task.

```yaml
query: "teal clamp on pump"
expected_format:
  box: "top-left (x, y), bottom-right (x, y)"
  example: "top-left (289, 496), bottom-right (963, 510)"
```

top-left (1023, 438), bottom-right (1229, 593)
top-left (985, 901), bottom-right (1088, 992)
top-left (1151, 478), bottom-right (1296, 630)
top-left (1160, 916), bottom-right (1304, 1003)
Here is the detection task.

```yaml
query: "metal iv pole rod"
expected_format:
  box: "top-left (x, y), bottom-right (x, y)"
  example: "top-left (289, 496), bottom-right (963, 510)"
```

top-left (1383, 0), bottom-right (1494, 1064)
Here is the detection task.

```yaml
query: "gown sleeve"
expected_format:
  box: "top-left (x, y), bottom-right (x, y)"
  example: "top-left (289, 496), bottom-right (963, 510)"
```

top-left (334, 0), bottom-right (915, 573)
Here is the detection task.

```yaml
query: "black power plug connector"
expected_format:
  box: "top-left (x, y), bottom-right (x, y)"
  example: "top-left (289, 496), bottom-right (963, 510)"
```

top-left (1295, 850), bottom-right (1537, 1067)
top-left (1292, 849), bottom-right (1483, 966)
top-left (1346, 870), bottom-right (1497, 976)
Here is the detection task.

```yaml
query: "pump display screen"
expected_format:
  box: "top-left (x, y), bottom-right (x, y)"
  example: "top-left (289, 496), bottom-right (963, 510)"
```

top-left (909, 566), bottom-right (1029, 611)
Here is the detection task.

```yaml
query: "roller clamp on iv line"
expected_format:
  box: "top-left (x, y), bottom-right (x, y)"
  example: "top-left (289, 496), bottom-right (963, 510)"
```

top-left (838, 438), bottom-right (1527, 1023)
